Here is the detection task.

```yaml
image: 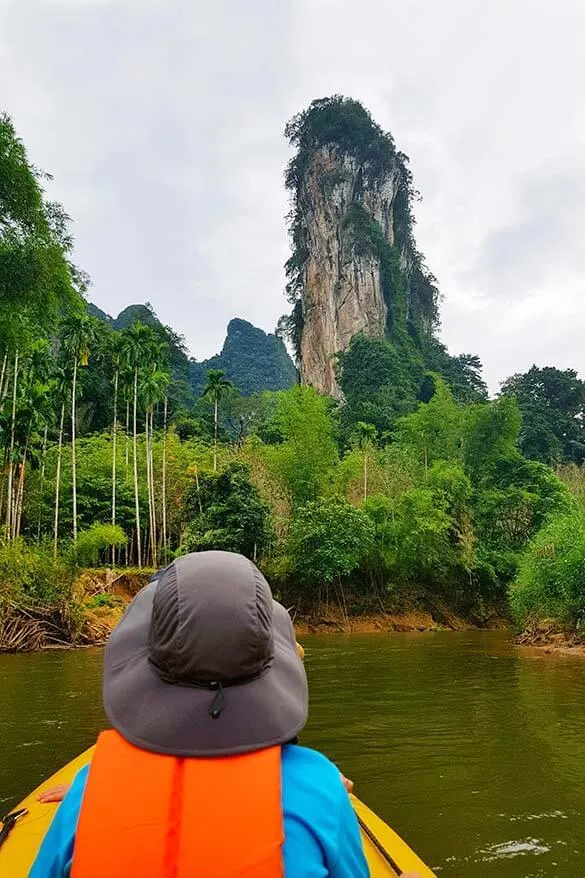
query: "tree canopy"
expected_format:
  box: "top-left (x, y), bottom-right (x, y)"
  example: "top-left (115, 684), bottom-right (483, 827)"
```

top-left (501, 366), bottom-right (585, 465)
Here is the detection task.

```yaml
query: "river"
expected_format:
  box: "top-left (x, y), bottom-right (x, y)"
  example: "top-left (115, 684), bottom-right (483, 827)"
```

top-left (1, 630), bottom-right (585, 877)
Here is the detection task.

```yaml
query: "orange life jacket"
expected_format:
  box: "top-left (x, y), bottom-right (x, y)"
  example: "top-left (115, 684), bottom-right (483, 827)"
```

top-left (71, 730), bottom-right (284, 878)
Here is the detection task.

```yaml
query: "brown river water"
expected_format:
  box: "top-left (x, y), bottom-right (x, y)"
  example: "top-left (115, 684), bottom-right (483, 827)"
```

top-left (1, 630), bottom-right (584, 877)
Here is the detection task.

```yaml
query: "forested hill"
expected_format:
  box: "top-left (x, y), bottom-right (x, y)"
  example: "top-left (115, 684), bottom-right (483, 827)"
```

top-left (189, 318), bottom-right (297, 396)
top-left (87, 303), bottom-right (297, 399)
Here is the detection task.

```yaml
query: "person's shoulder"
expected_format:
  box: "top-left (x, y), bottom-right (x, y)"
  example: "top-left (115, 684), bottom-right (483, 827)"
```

top-left (282, 744), bottom-right (340, 776)
top-left (281, 744), bottom-right (368, 874)
top-left (281, 744), bottom-right (345, 807)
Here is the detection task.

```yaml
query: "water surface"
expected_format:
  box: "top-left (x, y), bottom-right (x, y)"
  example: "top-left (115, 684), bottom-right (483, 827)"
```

top-left (1, 631), bottom-right (584, 876)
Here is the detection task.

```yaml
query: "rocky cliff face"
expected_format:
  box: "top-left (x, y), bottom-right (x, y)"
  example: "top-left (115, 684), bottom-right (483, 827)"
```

top-left (297, 147), bottom-right (401, 396)
top-left (284, 97), bottom-right (438, 398)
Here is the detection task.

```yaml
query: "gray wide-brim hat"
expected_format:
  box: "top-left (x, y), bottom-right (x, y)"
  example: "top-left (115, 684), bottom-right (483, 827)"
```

top-left (103, 551), bottom-right (308, 757)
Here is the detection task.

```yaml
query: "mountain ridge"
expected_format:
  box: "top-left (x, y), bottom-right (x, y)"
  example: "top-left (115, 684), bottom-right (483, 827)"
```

top-left (87, 302), bottom-right (297, 397)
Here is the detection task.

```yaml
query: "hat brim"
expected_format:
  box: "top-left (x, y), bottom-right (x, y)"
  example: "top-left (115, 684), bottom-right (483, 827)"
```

top-left (103, 583), bottom-right (308, 757)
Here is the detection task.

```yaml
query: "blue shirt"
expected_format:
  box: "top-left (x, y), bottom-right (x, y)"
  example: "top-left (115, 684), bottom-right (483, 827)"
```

top-left (30, 744), bottom-right (369, 878)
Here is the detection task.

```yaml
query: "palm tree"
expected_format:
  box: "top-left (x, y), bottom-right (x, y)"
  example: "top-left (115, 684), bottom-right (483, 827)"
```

top-left (120, 364), bottom-right (133, 485)
top-left (119, 322), bottom-right (154, 567)
top-left (20, 341), bottom-right (54, 541)
top-left (37, 423), bottom-right (48, 541)
top-left (0, 353), bottom-right (8, 405)
top-left (59, 313), bottom-right (96, 543)
top-left (4, 347), bottom-right (19, 540)
top-left (12, 379), bottom-right (52, 538)
top-left (202, 369), bottom-right (232, 472)
top-left (52, 365), bottom-right (69, 558)
top-left (142, 363), bottom-right (169, 566)
top-left (161, 393), bottom-right (169, 561)
top-left (110, 337), bottom-right (124, 564)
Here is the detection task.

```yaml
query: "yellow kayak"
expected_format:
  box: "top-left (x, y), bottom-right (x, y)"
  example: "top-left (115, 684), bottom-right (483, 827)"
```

top-left (0, 749), bottom-right (435, 876)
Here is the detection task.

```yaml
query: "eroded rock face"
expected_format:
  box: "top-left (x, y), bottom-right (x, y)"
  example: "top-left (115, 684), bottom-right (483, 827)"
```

top-left (298, 146), bottom-right (401, 397)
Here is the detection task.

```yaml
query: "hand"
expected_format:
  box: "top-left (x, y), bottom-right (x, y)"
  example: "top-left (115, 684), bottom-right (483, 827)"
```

top-left (340, 773), bottom-right (354, 794)
top-left (38, 784), bottom-right (71, 803)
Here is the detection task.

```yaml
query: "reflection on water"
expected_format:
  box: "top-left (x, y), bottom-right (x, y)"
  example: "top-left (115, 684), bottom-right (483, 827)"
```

top-left (1, 631), bottom-right (585, 877)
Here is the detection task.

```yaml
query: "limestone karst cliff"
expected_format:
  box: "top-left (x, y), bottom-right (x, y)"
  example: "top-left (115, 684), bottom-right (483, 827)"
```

top-left (283, 96), bottom-right (439, 397)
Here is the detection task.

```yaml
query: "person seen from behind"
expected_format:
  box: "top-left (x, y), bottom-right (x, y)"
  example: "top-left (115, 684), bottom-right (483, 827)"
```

top-left (30, 551), bottom-right (371, 877)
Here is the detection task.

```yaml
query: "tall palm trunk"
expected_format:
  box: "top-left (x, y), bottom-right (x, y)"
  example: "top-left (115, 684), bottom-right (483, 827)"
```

top-left (144, 406), bottom-right (153, 565)
top-left (14, 439), bottom-right (28, 539)
top-left (5, 349), bottom-right (18, 541)
top-left (363, 444), bottom-right (370, 501)
top-left (111, 369), bottom-right (119, 565)
top-left (132, 366), bottom-right (142, 568)
top-left (213, 396), bottom-right (218, 472)
top-left (0, 353), bottom-right (7, 405)
top-left (37, 425), bottom-right (48, 540)
top-left (71, 358), bottom-right (78, 543)
top-left (53, 402), bottom-right (65, 558)
top-left (146, 407), bottom-right (157, 567)
top-left (161, 396), bottom-right (168, 560)
top-left (150, 409), bottom-right (157, 565)
top-left (125, 400), bottom-right (130, 483)
top-left (0, 447), bottom-right (7, 525)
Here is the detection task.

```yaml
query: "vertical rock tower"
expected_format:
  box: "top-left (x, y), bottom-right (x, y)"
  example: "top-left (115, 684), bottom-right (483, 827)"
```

top-left (283, 97), bottom-right (439, 397)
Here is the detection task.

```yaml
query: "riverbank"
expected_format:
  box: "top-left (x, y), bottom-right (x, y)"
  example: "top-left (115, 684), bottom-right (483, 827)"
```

top-left (516, 625), bottom-right (585, 657)
top-left (1, 566), bottom-right (509, 651)
top-left (0, 567), bottom-right (154, 652)
top-left (83, 572), bottom-right (508, 638)
top-left (293, 604), bottom-right (508, 635)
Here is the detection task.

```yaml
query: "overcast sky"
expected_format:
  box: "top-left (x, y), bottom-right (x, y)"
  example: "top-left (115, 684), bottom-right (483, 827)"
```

top-left (2, 0), bottom-right (585, 392)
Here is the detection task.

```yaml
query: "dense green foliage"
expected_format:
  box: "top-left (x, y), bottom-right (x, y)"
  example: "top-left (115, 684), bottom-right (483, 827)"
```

top-left (70, 523), bottom-right (127, 568)
top-left (190, 318), bottom-right (297, 397)
top-left (510, 508), bottom-right (585, 630)
top-left (262, 386), bottom-right (339, 505)
top-left (87, 301), bottom-right (193, 428)
top-left (501, 366), bottom-right (585, 466)
top-left (0, 113), bottom-right (79, 347)
top-left (180, 463), bottom-right (272, 559)
top-left (336, 334), bottom-right (487, 442)
top-left (337, 334), bottom-right (423, 438)
top-left (288, 498), bottom-right (374, 590)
